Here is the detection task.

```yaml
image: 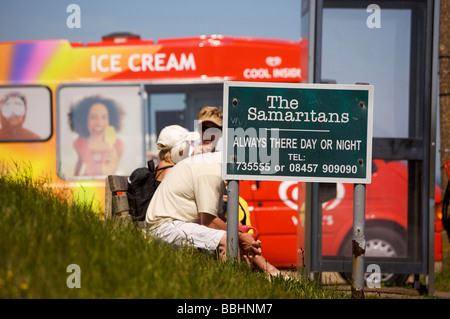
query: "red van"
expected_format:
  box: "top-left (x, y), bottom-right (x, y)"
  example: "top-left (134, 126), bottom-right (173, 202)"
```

top-left (241, 159), bottom-right (442, 283)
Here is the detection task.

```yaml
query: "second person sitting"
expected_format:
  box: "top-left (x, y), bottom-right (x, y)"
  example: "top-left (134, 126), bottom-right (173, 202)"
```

top-left (154, 124), bottom-right (198, 184)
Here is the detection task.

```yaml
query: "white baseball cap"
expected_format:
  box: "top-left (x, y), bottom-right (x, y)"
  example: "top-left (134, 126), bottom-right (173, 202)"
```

top-left (157, 125), bottom-right (199, 150)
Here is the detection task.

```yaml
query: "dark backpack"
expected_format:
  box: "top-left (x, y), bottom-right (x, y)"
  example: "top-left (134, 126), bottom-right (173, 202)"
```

top-left (127, 160), bottom-right (173, 222)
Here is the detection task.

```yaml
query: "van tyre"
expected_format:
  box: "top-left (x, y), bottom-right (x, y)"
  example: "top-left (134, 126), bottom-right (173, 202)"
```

top-left (338, 226), bottom-right (409, 285)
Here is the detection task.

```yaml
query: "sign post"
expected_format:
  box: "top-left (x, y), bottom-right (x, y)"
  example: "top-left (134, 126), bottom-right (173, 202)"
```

top-left (226, 180), bottom-right (240, 262)
top-left (352, 183), bottom-right (366, 299)
top-left (222, 81), bottom-right (373, 296)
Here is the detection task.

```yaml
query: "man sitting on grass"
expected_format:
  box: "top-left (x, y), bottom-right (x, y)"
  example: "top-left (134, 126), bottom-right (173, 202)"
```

top-left (145, 151), bottom-right (280, 277)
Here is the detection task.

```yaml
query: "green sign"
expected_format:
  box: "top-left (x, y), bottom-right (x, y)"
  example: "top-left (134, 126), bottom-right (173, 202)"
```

top-left (222, 81), bottom-right (374, 184)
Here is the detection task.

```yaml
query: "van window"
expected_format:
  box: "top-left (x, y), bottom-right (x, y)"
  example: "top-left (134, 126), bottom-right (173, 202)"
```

top-left (145, 83), bottom-right (223, 160)
top-left (57, 85), bottom-right (144, 180)
top-left (0, 86), bottom-right (52, 142)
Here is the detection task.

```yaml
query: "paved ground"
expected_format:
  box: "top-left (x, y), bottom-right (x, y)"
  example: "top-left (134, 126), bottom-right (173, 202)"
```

top-left (283, 231), bottom-right (450, 299)
top-left (319, 272), bottom-right (450, 299)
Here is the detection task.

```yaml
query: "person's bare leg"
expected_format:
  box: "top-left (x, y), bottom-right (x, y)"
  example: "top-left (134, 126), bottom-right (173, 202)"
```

top-left (251, 254), bottom-right (281, 277)
top-left (219, 234), bottom-right (282, 278)
top-left (217, 233), bottom-right (227, 261)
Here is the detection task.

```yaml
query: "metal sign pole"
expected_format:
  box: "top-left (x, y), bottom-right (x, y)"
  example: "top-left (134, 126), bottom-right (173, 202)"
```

top-left (352, 183), bottom-right (366, 299)
top-left (226, 180), bottom-right (240, 262)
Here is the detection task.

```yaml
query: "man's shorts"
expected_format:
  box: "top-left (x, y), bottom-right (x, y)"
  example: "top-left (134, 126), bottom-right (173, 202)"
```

top-left (148, 220), bottom-right (226, 253)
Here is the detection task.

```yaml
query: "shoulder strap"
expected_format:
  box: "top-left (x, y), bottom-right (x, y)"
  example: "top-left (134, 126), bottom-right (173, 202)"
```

top-left (147, 160), bottom-right (155, 171)
top-left (155, 165), bottom-right (174, 172)
top-left (154, 164), bottom-right (174, 179)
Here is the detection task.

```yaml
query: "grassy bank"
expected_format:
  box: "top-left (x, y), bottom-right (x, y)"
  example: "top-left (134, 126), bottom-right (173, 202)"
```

top-left (0, 169), bottom-right (345, 299)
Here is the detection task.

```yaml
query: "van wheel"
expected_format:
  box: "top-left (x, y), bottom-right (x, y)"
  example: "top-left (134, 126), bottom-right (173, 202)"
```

top-left (338, 226), bottom-right (409, 285)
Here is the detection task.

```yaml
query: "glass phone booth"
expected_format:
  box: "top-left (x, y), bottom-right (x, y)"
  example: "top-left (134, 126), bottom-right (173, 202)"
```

top-left (300, 0), bottom-right (440, 294)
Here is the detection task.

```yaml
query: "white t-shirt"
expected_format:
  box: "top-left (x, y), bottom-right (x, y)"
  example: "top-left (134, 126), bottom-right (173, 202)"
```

top-left (146, 152), bottom-right (224, 228)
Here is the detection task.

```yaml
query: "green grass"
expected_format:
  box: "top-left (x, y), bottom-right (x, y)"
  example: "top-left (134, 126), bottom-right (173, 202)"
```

top-left (0, 168), bottom-right (346, 299)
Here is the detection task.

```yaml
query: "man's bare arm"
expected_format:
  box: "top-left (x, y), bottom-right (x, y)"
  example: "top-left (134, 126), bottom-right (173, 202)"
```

top-left (200, 213), bottom-right (261, 256)
top-left (199, 212), bottom-right (226, 230)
